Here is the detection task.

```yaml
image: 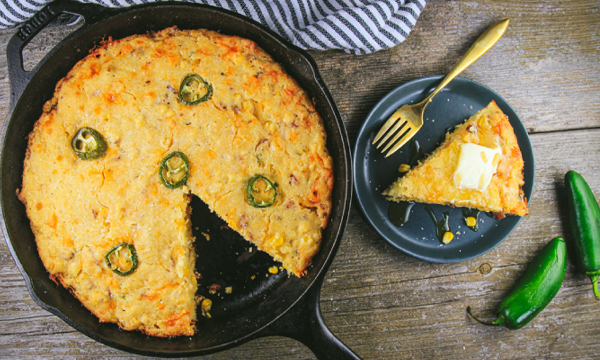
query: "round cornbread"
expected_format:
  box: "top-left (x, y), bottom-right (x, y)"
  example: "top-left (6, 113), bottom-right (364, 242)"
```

top-left (18, 27), bottom-right (333, 337)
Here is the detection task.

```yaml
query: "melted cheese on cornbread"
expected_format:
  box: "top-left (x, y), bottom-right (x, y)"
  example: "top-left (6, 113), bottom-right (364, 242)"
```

top-left (19, 27), bottom-right (333, 336)
top-left (383, 101), bottom-right (528, 217)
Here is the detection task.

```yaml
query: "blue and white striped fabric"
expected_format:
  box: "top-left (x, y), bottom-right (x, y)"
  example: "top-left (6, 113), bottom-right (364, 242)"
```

top-left (0, 0), bottom-right (426, 54)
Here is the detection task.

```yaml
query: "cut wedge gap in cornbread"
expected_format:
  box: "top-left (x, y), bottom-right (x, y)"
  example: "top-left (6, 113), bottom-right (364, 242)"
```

top-left (383, 100), bottom-right (529, 219)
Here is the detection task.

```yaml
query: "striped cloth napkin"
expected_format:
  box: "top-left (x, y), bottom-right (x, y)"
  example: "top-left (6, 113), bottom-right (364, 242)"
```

top-left (0, 0), bottom-right (426, 54)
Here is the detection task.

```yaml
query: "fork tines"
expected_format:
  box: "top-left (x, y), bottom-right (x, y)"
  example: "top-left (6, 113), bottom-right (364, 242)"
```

top-left (372, 112), bottom-right (417, 157)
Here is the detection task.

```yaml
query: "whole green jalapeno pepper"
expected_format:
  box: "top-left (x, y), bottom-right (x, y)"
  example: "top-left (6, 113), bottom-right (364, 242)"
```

top-left (467, 236), bottom-right (567, 330)
top-left (565, 170), bottom-right (600, 299)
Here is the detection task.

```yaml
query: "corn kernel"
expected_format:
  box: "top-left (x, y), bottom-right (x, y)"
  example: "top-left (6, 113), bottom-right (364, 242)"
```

top-left (442, 231), bottom-right (454, 244)
top-left (242, 100), bottom-right (253, 112)
top-left (157, 103), bottom-right (168, 114)
top-left (270, 234), bottom-right (284, 247)
top-left (301, 236), bottom-right (313, 246)
top-left (283, 112), bottom-right (294, 124)
top-left (201, 299), bottom-right (212, 318)
top-left (264, 121), bottom-right (276, 132)
top-left (398, 164), bottom-right (411, 173)
top-left (268, 266), bottom-right (279, 274)
top-left (466, 217), bottom-right (477, 227)
top-left (298, 222), bottom-right (309, 234)
top-left (480, 151), bottom-right (488, 163)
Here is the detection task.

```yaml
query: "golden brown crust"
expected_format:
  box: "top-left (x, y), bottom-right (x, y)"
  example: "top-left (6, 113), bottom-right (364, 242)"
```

top-left (19, 27), bottom-right (333, 336)
top-left (383, 101), bottom-right (529, 216)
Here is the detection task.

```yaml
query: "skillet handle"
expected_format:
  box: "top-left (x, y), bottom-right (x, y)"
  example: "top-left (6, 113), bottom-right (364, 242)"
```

top-left (258, 280), bottom-right (362, 360)
top-left (6, 0), bottom-right (111, 110)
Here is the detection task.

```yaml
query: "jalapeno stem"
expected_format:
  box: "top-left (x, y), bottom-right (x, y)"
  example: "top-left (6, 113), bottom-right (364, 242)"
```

top-left (591, 274), bottom-right (600, 299)
top-left (466, 306), bottom-right (504, 327)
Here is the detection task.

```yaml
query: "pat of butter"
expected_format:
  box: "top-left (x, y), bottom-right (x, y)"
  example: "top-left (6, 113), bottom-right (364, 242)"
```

top-left (454, 143), bottom-right (502, 191)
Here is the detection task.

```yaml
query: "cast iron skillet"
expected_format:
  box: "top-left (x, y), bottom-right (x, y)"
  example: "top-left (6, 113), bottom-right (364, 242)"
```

top-left (1, 1), bottom-right (356, 358)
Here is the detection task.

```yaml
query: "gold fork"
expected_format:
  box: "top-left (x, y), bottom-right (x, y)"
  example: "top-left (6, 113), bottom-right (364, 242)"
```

top-left (372, 18), bottom-right (510, 157)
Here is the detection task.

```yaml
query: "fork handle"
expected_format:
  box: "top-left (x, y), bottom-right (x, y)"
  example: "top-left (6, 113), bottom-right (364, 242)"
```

top-left (424, 18), bottom-right (509, 104)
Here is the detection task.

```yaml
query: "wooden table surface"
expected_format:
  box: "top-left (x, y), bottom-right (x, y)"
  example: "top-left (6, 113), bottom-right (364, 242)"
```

top-left (1, 0), bottom-right (599, 358)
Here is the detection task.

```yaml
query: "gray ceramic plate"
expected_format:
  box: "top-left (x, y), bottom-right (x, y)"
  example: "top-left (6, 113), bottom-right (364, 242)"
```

top-left (353, 75), bottom-right (534, 262)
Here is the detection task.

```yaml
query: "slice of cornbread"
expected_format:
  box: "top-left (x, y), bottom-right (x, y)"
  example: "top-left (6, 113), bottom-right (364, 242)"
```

top-left (383, 101), bottom-right (528, 218)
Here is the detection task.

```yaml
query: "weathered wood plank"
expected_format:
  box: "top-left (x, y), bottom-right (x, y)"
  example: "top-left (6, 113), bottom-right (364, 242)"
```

top-left (311, 0), bottom-right (600, 139)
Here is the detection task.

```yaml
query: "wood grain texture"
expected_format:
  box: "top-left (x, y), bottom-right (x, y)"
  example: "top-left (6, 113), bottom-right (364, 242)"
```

top-left (1, 0), bottom-right (600, 359)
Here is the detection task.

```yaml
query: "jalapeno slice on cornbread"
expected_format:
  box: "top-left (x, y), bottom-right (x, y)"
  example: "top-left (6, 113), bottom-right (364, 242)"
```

top-left (105, 243), bottom-right (138, 276)
top-left (71, 127), bottom-right (107, 160)
top-left (247, 174), bottom-right (277, 208)
top-left (178, 74), bottom-right (212, 105)
top-left (159, 151), bottom-right (190, 188)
